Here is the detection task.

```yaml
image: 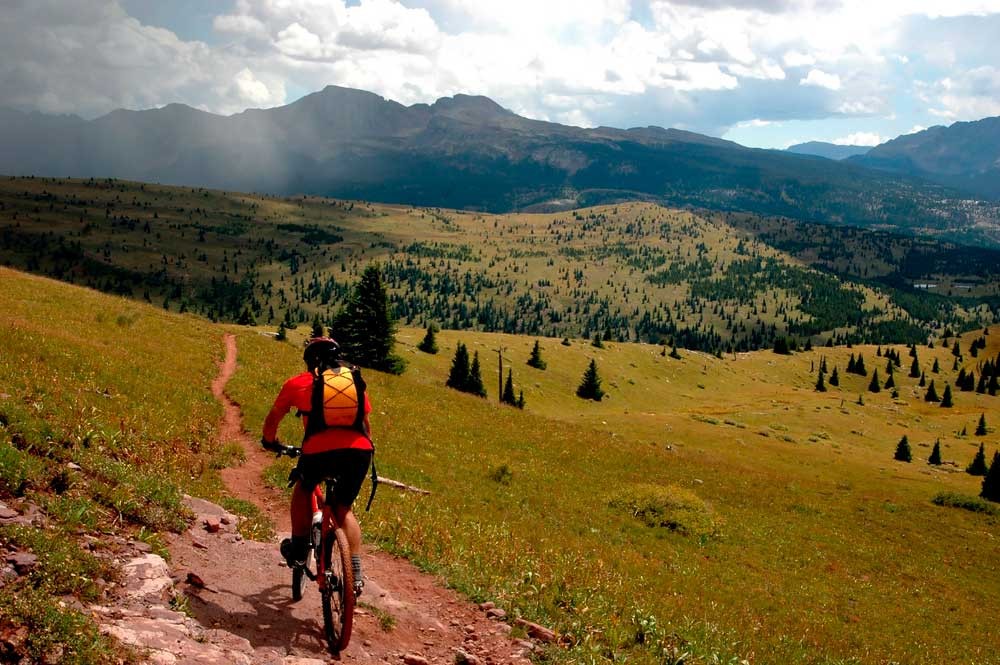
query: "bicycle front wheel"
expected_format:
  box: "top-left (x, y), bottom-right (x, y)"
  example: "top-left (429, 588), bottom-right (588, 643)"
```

top-left (321, 527), bottom-right (355, 654)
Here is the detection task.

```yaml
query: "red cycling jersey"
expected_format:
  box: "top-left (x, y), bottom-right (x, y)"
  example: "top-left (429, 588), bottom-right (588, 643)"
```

top-left (263, 371), bottom-right (373, 454)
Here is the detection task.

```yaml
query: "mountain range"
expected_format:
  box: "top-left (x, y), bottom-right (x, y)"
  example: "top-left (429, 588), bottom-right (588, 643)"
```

top-left (785, 141), bottom-right (871, 160)
top-left (2, 85), bottom-right (999, 246)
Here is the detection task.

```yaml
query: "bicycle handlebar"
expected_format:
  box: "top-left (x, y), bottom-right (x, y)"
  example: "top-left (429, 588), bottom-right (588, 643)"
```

top-left (262, 438), bottom-right (301, 458)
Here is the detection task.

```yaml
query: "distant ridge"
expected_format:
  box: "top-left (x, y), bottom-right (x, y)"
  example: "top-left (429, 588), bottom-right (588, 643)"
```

top-left (0, 84), bottom-right (998, 245)
top-left (786, 141), bottom-right (871, 161)
top-left (852, 117), bottom-right (1000, 199)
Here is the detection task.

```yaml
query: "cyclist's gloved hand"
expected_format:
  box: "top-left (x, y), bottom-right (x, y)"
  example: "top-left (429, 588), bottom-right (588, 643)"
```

top-left (261, 437), bottom-right (282, 452)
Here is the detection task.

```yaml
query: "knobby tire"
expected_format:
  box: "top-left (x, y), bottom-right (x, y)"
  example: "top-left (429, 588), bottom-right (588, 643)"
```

top-left (321, 526), bottom-right (355, 654)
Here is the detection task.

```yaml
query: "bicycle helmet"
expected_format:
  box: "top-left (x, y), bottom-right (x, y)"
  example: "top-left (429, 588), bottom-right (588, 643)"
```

top-left (303, 336), bottom-right (340, 368)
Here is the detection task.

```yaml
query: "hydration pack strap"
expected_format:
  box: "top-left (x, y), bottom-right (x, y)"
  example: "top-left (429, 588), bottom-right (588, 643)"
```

top-left (365, 443), bottom-right (378, 513)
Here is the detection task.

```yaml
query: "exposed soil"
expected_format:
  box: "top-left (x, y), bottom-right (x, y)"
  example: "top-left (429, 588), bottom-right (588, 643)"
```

top-left (168, 334), bottom-right (533, 664)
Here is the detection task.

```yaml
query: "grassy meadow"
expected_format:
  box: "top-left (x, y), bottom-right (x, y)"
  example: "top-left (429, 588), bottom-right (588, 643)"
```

top-left (227, 318), bottom-right (1000, 664)
top-left (2, 256), bottom-right (999, 662)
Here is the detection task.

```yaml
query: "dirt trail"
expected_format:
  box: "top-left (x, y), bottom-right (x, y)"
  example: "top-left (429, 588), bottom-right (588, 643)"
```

top-left (168, 334), bottom-right (532, 664)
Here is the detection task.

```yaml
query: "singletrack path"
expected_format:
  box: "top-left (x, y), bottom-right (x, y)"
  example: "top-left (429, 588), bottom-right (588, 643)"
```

top-left (167, 334), bottom-right (532, 664)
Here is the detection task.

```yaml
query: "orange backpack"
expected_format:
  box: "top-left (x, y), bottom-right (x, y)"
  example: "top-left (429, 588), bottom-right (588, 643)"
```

top-left (303, 362), bottom-right (368, 440)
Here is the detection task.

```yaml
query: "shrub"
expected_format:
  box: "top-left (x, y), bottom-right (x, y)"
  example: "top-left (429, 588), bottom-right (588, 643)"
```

top-left (489, 464), bottom-right (513, 485)
top-left (610, 484), bottom-right (722, 539)
top-left (932, 492), bottom-right (999, 516)
top-left (894, 435), bottom-right (912, 462)
top-left (981, 452), bottom-right (1000, 502)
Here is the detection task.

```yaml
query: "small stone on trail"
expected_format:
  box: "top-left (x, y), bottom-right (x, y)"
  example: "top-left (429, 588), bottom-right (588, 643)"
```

top-left (485, 608), bottom-right (506, 620)
top-left (453, 648), bottom-right (483, 665)
top-left (477, 601), bottom-right (495, 611)
top-left (204, 518), bottom-right (221, 533)
top-left (192, 539), bottom-right (209, 550)
top-left (403, 654), bottom-right (430, 665)
top-left (515, 618), bottom-right (558, 643)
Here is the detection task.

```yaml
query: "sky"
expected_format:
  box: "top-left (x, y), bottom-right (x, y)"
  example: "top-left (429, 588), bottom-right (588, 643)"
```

top-left (2, 1), bottom-right (1000, 149)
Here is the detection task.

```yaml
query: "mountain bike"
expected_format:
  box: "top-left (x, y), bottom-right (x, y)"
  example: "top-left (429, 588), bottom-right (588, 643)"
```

top-left (276, 444), bottom-right (355, 655)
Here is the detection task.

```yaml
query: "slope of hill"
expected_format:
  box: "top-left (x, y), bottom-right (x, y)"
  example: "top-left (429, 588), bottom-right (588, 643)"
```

top-left (2, 177), bottom-right (998, 355)
top-left (2, 86), bottom-right (999, 245)
top-left (3, 267), bottom-right (1000, 663)
top-left (786, 141), bottom-right (871, 160)
top-left (854, 117), bottom-right (1000, 200)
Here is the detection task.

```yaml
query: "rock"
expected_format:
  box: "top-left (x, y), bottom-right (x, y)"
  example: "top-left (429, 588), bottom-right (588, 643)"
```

top-left (204, 518), bottom-right (221, 533)
top-left (131, 540), bottom-right (153, 553)
top-left (192, 538), bottom-right (208, 550)
top-left (485, 607), bottom-right (506, 620)
top-left (122, 554), bottom-right (173, 601)
top-left (282, 658), bottom-right (328, 665)
top-left (0, 505), bottom-right (17, 520)
top-left (6, 551), bottom-right (38, 575)
top-left (514, 619), bottom-right (557, 643)
top-left (66, 462), bottom-right (82, 471)
top-left (403, 654), bottom-right (430, 665)
top-left (453, 648), bottom-right (483, 665)
top-left (477, 601), bottom-right (495, 611)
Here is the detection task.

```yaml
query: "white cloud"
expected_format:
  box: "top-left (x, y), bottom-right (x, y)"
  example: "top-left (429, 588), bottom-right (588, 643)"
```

top-left (800, 69), bottom-right (841, 90)
top-left (832, 131), bottom-right (884, 146)
top-left (782, 50), bottom-right (815, 67)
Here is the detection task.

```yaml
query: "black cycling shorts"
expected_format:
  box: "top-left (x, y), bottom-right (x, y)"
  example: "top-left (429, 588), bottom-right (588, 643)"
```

top-left (295, 448), bottom-right (373, 507)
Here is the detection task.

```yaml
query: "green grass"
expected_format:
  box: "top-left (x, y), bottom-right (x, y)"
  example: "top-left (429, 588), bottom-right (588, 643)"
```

top-left (932, 492), bottom-right (999, 516)
top-left (4, 266), bottom-right (1000, 664)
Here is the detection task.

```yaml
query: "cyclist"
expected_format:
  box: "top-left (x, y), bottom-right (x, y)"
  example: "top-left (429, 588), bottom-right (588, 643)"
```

top-left (261, 337), bottom-right (373, 596)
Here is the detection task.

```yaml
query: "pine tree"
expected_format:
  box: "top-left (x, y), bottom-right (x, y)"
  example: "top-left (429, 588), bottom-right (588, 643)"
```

top-left (311, 315), bottom-right (324, 339)
top-left (894, 435), bottom-right (912, 462)
top-left (884, 372), bottom-right (895, 389)
top-left (773, 337), bottom-right (790, 355)
top-left (928, 440), bottom-right (942, 465)
top-left (527, 340), bottom-right (547, 369)
top-left (847, 353), bottom-right (857, 373)
top-left (919, 371), bottom-right (927, 387)
top-left (855, 354), bottom-right (867, 376)
top-left (820, 356), bottom-right (828, 373)
top-left (868, 369), bottom-right (881, 393)
top-left (980, 452), bottom-right (1000, 502)
top-left (952, 341), bottom-right (961, 357)
top-left (501, 369), bottom-right (516, 405)
top-left (815, 371), bottom-right (827, 392)
top-left (592, 333), bottom-right (604, 348)
top-left (576, 359), bottom-right (605, 401)
top-left (940, 383), bottom-right (954, 408)
top-left (967, 443), bottom-right (989, 476)
top-left (990, 372), bottom-right (999, 396)
top-left (446, 342), bottom-right (470, 390)
top-left (417, 324), bottom-right (439, 354)
top-left (332, 263), bottom-right (405, 374)
top-left (976, 413), bottom-right (988, 436)
top-left (467, 351), bottom-right (487, 397)
top-left (829, 367), bottom-right (840, 386)
top-left (932, 358), bottom-right (940, 373)
top-left (275, 322), bottom-right (287, 341)
top-left (516, 390), bottom-right (525, 409)
top-left (669, 345), bottom-right (682, 360)
top-left (909, 355), bottom-right (920, 378)
top-left (924, 380), bottom-right (940, 402)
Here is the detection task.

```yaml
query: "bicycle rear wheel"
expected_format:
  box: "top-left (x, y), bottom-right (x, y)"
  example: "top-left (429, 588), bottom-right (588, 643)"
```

top-left (321, 527), bottom-right (355, 654)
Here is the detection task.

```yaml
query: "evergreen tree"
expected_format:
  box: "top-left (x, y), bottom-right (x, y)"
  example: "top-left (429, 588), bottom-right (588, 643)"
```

top-left (909, 355), bottom-right (920, 378)
top-left (516, 390), bottom-right (525, 410)
top-left (885, 357), bottom-right (894, 374)
top-left (924, 380), bottom-right (940, 402)
top-left (311, 315), bottom-right (324, 339)
top-left (275, 322), bottom-right (287, 341)
top-left (919, 371), bottom-right (927, 387)
top-left (868, 369), bottom-right (881, 393)
top-left (773, 337), bottom-right (790, 355)
top-left (989, 372), bottom-right (999, 396)
top-left (847, 353), bottom-right (857, 373)
top-left (952, 341), bottom-right (961, 357)
top-left (932, 357), bottom-right (940, 373)
top-left (894, 435), bottom-right (912, 462)
top-left (417, 324), bottom-right (439, 354)
top-left (820, 356), bottom-right (828, 374)
top-left (829, 367), bottom-right (840, 386)
top-left (855, 354), bottom-right (867, 376)
top-left (884, 372), bottom-right (895, 390)
top-left (967, 443), bottom-right (989, 476)
top-left (976, 373), bottom-right (988, 393)
top-left (592, 333), bottom-right (604, 348)
top-left (940, 383), bottom-right (954, 408)
top-left (527, 340), bottom-right (547, 369)
top-left (467, 351), bottom-right (487, 397)
top-left (815, 371), bottom-right (827, 392)
top-left (928, 440), bottom-right (942, 465)
top-left (577, 359), bottom-right (605, 401)
top-left (980, 452), bottom-right (1000, 502)
top-left (669, 345), bottom-right (682, 360)
top-left (501, 369), bottom-right (517, 405)
top-left (952, 357), bottom-right (959, 371)
top-left (976, 413), bottom-right (988, 436)
top-left (332, 263), bottom-right (405, 374)
top-left (446, 342), bottom-right (470, 390)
